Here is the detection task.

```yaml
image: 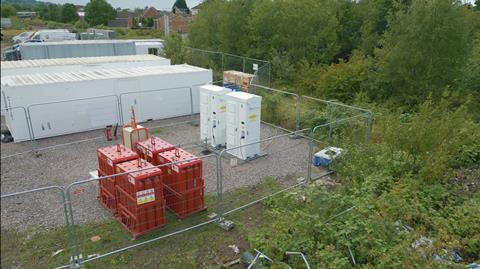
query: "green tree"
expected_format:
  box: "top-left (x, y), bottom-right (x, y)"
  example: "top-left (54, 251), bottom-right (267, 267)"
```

top-left (45, 3), bottom-right (61, 21)
top-left (374, 0), bottom-right (476, 103)
top-left (74, 20), bottom-right (89, 30)
top-left (146, 17), bottom-right (154, 27)
top-left (163, 33), bottom-right (187, 64)
top-left (60, 3), bottom-right (79, 23)
top-left (188, 0), bottom-right (255, 54)
top-left (34, 3), bottom-right (49, 20)
top-left (298, 52), bottom-right (370, 101)
top-left (459, 37), bottom-right (480, 93)
top-left (252, 97), bottom-right (480, 267)
top-left (248, 0), bottom-right (341, 64)
top-left (84, 0), bottom-right (116, 26)
top-left (188, 0), bottom-right (226, 51)
top-left (0, 4), bottom-right (17, 17)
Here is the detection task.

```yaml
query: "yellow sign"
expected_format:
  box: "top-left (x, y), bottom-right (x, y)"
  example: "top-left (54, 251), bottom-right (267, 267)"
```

top-left (136, 188), bottom-right (155, 205)
top-left (219, 105), bottom-right (227, 112)
top-left (249, 114), bottom-right (257, 120)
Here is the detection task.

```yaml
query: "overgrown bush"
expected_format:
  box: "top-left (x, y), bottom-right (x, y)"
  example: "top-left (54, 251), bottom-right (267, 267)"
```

top-left (252, 96), bottom-right (480, 267)
top-left (298, 52), bottom-right (370, 102)
top-left (162, 34), bottom-right (187, 64)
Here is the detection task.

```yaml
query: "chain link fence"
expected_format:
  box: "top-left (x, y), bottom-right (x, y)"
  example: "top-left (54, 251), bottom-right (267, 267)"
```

top-left (161, 47), bottom-right (271, 87)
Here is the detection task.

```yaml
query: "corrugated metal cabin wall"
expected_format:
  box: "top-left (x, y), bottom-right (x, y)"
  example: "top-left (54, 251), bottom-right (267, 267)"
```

top-left (18, 41), bottom-right (137, 60)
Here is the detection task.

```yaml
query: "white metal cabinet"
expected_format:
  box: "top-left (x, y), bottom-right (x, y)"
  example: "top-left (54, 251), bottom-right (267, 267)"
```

top-left (199, 85), bottom-right (230, 147)
top-left (225, 92), bottom-right (262, 160)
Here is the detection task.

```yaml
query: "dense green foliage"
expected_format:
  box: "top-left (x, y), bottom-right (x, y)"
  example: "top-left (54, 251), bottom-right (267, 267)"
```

top-left (84, 0), bottom-right (116, 27)
top-left (1, 5), bottom-right (17, 17)
top-left (60, 3), bottom-right (79, 23)
top-left (252, 98), bottom-right (480, 267)
top-left (186, 0), bottom-right (480, 267)
top-left (373, 0), bottom-right (478, 103)
top-left (189, 0), bottom-right (479, 106)
top-left (1, 1), bottom-right (81, 24)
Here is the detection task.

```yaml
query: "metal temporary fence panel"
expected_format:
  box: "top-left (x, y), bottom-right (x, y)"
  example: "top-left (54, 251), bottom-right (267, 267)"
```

top-left (27, 95), bottom-right (119, 140)
top-left (158, 148), bottom-right (205, 219)
top-left (1, 106), bottom-right (31, 141)
top-left (119, 67), bottom-right (212, 124)
top-left (2, 65), bottom-right (212, 141)
top-left (158, 148), bottom-right (204, 194)
top-left (135, 87), bottom-right (192, 123)
top-left (115, 159), bottom-right (165, 238)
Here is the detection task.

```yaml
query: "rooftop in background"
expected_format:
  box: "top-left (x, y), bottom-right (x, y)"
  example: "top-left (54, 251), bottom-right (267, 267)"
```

top-left (1, 64), bottom-right (208, 87)
top-left (19, 39), bottom-right (135, 47)
top-left (1, 54), bottom-right (165, 70)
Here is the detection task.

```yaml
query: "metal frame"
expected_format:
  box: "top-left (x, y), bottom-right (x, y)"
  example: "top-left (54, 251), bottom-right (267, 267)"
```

top-left (0, 186), bottom-right (76, 267)
top-left (26, 95), bottom-right (121, 142)
top-left (1, 106), bottom-right (35, 154)
top-left (285, 251), bottom-right (311, 269)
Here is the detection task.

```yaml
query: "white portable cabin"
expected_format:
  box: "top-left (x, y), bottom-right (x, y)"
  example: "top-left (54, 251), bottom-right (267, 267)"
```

top-left (1, 55), bottom-right (171, 77)
top-left (132, 39), bottom-right (164, 55)
top-left (1, 64), bottom-right (212, 142)
top-left (18, 40), bottom-right (137, 60)
top-left (225, 92), bottom-right (262, 160)
top-left (199, 85), bottom-right (231, 148)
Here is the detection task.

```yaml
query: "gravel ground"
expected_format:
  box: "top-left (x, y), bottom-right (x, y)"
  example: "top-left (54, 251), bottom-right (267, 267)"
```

top-left (1, 115), bottom-right (325, 230)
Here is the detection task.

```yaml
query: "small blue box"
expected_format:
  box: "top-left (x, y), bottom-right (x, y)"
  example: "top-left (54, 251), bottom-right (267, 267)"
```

top-left (224, 83), bottom-right (241, 92)
top-left (313, 155), bottom-right (332, 166)
top-left (313, 147), bottom-right (343, 167)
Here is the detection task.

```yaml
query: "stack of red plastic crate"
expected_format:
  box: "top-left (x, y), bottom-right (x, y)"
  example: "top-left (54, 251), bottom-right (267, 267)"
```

top-left (115, 159), bottom-right (165, 238)
top-left (96, 136), bottom-right (205, 238)
top-left (136, 136), bottom-right (176, 165)
top-left (97, 143), bottom-right (166, 238)
top-left (97, 144), bottom-right (138, 214)
top-left (158, 148), bottom-right (206, 218)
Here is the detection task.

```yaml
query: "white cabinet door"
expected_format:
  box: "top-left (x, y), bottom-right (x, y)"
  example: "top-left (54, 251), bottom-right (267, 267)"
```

top-left (226, 100), bottom-right (238, 157)
top-left (200, 91), bottom-right (210, 142)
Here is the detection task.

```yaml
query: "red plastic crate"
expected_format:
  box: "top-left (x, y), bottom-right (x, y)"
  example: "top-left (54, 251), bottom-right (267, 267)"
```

top-left (97, 144), bottom-right (138, 214)
top-left (136, 136), bottom-right (175, 165)
top-left (115, 159), bottom-right (165, 238)
top-left (164, 181), bottom-right (205, 219)
top-left (158, 148), bottom-right (203, 194)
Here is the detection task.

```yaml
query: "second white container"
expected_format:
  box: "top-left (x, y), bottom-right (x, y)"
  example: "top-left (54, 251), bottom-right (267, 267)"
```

top-left (225, 91), bottom-right (262, 160)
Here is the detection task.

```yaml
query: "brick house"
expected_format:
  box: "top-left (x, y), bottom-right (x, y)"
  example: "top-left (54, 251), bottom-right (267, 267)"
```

top-left (108, 11), bottom-right (133, 28)
top-left (144, 6), bottom-right (160, 18)
top-left (154, 8), bottom-right (192, 34)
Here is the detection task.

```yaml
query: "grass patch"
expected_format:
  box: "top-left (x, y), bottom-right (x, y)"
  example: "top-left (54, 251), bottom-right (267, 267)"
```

top-left (1, 178), bottom-right (283, 268)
